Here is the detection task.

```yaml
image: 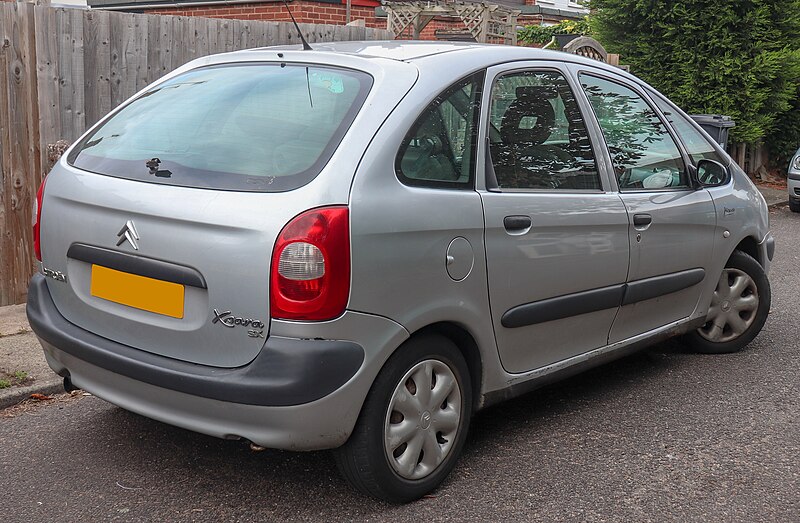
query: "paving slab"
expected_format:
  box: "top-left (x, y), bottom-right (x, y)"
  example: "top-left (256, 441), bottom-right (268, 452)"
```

top-left (0, 303), bottom-right (30, 337)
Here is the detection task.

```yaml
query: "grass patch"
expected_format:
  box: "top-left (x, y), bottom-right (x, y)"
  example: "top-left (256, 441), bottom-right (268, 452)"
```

top-left (0, 370), bottom-right (31, 389)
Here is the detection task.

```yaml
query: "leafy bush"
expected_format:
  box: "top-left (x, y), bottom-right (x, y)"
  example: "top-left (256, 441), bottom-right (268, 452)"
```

top-left (589, 0), bottom-right (800, 162)
top-left (518, 17), bottom-right (592, 46)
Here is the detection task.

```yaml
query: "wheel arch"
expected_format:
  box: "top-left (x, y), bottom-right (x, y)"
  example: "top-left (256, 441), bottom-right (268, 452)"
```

top-left (731, 235), bottom-right (762, 267)
top-left (409, 322), bottom-right (484, 412)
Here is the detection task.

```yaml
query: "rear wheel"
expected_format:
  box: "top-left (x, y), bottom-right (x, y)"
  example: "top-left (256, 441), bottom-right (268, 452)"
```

top-left (684, 251), bottom-right (770, 354)
top-left (335, 334), bottom-right (472, 503)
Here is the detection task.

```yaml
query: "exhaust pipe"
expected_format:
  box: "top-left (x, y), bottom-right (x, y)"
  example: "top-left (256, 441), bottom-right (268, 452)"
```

top-left (63, 376), bottom-right (79, 393)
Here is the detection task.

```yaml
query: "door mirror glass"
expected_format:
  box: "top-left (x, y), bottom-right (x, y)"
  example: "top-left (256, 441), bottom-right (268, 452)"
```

top-left (697, 159), bottom-right (729, 186)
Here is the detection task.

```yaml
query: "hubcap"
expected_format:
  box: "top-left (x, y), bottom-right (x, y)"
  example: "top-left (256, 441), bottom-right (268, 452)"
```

top-left (384, 359), bottom-right (462, 480)
top-left (698, 268), bottom-right (759, 343)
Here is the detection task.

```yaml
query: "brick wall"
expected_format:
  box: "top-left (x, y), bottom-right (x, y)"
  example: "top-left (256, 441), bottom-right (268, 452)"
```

top-left (148, 0), bottom-right (552, 42)
top-left (150, 1), bottom-right (386, 29)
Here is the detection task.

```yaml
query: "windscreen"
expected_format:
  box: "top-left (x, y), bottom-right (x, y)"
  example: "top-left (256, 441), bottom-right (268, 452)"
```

top-left (68, 63), bottom-right (372, 192)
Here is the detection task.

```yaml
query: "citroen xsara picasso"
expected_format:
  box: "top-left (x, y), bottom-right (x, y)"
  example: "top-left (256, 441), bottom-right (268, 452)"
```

top-left (28, 42), bottom-right (774, 502)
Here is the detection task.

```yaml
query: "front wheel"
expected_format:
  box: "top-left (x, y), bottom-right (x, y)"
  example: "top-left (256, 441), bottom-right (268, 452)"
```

top-left (335, 334), bottom-right (472, 503)
top-left (684, 251), bottom-right (770, 354)
top-left (789, 198), bottom-right (800, 213)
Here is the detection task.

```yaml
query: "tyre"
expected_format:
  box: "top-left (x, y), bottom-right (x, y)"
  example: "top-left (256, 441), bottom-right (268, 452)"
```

top-left (789, 198), bottom-right (800, 213)
top-left (684, 250), bottom-right (770, 354)
top-left (335, 334), bottom-right (472, 503)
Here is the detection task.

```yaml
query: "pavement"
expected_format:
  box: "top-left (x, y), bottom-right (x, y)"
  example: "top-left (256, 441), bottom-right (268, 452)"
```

top-left (0, 305), bottom-right (63, 409)
top-left (0, 183), bottom-right (791, 410)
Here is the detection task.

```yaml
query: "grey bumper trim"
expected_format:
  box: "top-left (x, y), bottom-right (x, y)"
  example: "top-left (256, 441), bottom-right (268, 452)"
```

top-left (26, 274), bottom-right (364, 406)
top-left (502, 268), bottom-right (706, 329)
top-left (67, 243), bottom-right (207, 288)
top-left (763, 234), bottom-right (775, 262)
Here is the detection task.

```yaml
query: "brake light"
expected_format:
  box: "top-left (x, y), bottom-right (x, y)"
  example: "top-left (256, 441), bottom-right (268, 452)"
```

top-left (270, 206), bottom-right (350, 321)
top-left (33, 176), bottom-right (47, 261)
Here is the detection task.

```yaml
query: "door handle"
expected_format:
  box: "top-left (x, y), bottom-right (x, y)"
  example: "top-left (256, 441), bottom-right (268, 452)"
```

top-left (503, 215), bottom-right (532, 232)
top-left (633, 213), bottom-right (652, 228)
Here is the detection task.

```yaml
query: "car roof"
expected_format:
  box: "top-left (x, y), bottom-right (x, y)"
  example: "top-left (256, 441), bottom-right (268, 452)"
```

top-left (258, 40), bottom-right (490, 61)
top-left (249, 40), bottom-right (639, 83)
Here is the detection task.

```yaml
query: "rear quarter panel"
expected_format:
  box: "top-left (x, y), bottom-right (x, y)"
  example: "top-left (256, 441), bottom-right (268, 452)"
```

top-left (347, 60), bottom-right (500, 399)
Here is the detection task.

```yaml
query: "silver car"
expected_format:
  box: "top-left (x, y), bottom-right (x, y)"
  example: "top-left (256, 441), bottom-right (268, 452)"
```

top-left (28, 42), bottom-right (774, 502)
top-left (789, 148), bottom-right (800, 212)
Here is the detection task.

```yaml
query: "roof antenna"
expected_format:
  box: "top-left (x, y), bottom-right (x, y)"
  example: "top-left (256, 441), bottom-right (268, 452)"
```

top-left (283, 0), bottom-right (313, 51)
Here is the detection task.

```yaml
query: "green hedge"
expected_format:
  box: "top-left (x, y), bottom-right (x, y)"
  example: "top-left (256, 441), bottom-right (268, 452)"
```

top-left (588, 0), bottom-right (800, 166)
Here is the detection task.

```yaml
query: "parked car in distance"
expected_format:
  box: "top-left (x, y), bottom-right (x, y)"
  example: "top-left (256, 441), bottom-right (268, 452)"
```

top-left (28, 41), bottom-right (774, 503)
top-left (789, 148), bottom-right (800, 212)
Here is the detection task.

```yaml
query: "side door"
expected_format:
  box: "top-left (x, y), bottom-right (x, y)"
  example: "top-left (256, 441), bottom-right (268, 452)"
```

top-left (479, 63), bottom-right (630, 374)
top-left (576, 70), bottom-right (717, 343)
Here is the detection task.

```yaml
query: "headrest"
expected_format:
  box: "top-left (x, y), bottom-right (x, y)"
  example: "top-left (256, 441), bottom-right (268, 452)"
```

top-left (500, 94), bottom-right (556, 145)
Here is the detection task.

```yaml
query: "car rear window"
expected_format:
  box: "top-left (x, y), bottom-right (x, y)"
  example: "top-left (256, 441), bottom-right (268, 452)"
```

top-left (68, 63), bottom-right (372, 192)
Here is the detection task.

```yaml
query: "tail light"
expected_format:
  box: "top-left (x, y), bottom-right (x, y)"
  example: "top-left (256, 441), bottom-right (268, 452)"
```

top-left (270, 206), bottom-right (350, 321)
top-left (33, 176), bottom-right (47, 261)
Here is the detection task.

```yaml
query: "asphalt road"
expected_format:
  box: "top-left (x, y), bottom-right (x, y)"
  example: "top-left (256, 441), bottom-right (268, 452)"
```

top-left (1, 206), bottom-right (798, 523)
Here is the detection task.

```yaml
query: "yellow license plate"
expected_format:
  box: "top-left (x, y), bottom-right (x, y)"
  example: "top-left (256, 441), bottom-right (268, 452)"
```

top-left (90, 264), bottom-right (185, 319)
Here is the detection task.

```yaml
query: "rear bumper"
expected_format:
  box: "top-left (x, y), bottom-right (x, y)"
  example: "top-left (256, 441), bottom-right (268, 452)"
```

top-left (27, 274), bottom-right (404, 450)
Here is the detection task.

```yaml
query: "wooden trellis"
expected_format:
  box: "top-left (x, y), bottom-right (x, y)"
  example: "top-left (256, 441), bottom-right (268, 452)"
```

top-left (561, 36), bottom-right (608, 63)
top-left (384, 1), bottom-right (520, 45)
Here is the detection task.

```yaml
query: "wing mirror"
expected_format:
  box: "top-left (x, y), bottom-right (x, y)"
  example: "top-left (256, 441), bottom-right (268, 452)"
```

top-left (696, 158), bottom-right (729, 187)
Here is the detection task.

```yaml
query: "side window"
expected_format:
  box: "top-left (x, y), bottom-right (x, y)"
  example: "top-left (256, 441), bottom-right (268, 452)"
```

top-left (488, 70), bottom-right (600, 190)
top-left (580, 74), bottom-right (689, 191)
top-left (650, 92), bottom-right (725, 165)
top-left (397, 72), bottom-right (484, 188)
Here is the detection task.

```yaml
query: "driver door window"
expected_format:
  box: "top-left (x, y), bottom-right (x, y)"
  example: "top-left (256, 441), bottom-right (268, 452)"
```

top-left (580, 74), bottom-right (689, 191)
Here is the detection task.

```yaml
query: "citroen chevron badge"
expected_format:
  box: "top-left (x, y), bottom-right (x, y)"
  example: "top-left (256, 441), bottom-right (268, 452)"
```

top-left (116, 220), bottom-right (140, 250)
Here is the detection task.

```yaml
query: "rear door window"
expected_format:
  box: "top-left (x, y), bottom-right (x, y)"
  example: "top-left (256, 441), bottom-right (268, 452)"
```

top-left (68, 64), bottom-right (372, 192)
top-left (488, 70), bottom-right (600, 190)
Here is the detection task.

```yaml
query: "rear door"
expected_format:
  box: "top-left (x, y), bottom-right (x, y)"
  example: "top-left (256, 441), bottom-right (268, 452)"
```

top-left (576, 71), bottom-right (716, 343)
top-left (479, 63), bottom-right (630, 374)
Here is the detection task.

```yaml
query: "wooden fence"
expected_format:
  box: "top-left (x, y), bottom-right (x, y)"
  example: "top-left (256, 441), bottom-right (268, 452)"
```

top-left (0, 2), bottom-right (392, 305)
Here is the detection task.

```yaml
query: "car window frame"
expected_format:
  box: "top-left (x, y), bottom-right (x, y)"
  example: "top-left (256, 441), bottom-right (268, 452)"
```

top-left (573, 67), bottom-right (697, 194)
top-left (476, 62), bottom-right (612, 194)
top-left (394, 70), bottom-right (485, 191)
